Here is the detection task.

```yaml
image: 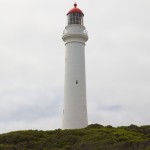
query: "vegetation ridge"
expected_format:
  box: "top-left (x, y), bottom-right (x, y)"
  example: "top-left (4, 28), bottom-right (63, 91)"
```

top-left (0, 124), bottom-right (150, 150)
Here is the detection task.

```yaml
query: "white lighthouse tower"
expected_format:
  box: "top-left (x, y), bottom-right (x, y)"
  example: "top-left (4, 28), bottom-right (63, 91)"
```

top-left (62, 3), bottom-right (88, 129)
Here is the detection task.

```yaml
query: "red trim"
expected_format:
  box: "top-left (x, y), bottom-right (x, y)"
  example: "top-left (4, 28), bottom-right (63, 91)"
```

top-left (67, 3), bottom-right (84, 16)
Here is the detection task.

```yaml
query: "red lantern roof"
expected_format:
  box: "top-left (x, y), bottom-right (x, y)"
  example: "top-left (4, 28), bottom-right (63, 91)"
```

top-left (67, 3), bottom-right (84, 16)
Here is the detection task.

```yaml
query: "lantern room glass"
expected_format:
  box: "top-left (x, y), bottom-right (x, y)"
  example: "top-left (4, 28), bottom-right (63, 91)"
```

top-left (68, 12), bottom-right (83, 25)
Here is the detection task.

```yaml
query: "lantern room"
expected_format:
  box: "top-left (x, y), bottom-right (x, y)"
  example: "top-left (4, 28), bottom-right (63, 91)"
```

top-left (67, 3), bottom-right (84, 25)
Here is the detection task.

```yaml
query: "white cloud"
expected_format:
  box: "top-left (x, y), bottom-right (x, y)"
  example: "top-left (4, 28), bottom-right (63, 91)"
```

top-left (0, 0), bottom-right (150, 133)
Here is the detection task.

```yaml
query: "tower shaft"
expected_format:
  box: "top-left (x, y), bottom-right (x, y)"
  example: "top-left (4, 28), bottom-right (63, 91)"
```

top-left (62, 4), bottom-right (88, 129)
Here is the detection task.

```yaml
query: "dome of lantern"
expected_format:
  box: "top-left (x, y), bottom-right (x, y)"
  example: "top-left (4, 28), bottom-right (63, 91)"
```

top-left (67, 3), bottom-right (84, 16)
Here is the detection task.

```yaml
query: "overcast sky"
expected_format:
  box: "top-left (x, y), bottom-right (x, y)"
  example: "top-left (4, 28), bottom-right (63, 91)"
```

top-left (0, 0), bottom-right (150, 134)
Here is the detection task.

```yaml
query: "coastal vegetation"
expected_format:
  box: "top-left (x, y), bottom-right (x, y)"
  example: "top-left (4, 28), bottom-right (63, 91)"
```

top-left (0, 124), bottom-right (150, 150)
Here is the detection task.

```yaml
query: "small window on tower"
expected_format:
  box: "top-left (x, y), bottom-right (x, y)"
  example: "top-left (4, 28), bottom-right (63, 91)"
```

top-left (76, 80), bottom-right (78, 84)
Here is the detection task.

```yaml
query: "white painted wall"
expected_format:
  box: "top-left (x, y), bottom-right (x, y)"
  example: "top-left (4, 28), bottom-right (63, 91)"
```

top-left (62, 25), bottom-right (88, 129)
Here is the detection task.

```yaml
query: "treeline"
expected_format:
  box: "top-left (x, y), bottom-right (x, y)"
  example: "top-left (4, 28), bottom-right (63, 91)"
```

top-left (0, 124), bottom-right (150, 150)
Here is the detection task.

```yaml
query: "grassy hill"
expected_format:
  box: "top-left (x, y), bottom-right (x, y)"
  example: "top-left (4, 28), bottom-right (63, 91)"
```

top-left (0, 124), bottom-right (150, 150)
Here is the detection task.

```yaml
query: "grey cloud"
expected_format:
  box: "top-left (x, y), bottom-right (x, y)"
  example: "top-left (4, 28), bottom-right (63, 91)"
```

top-left (0, 0), bottom-right (150, 133)
top-left (0, 87), bottom-right (62, 122)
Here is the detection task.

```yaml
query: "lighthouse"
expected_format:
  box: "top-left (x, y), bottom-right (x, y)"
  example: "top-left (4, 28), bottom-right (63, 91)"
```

top-left (62, 3), bottom-right (88, 129)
